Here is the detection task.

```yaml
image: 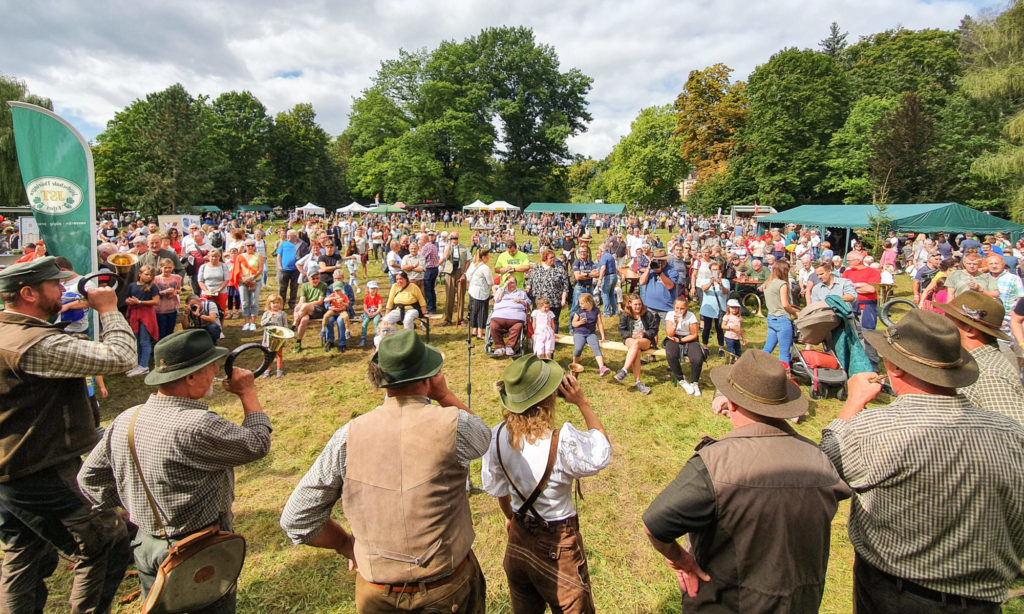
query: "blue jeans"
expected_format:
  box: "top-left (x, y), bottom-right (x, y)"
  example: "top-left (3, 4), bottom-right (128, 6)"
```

top-left (423, 267), bottom-right (439, 313)
top-left (156, 311), bottom-right (177, 340)
top-left (573, 332), bottom-right (602, 358)
top-left (854, 300), bottom-right (878, 331)
top-left (601, 274), bottom-right (619, 316)
top-left (325, 314), bottom-right (349, 347)
top-left (137, 325), bottom-right (153, 368)
top-left (0, 459), bottom-right (130, 614)
top-left (204, 322), bottom-right (222, 345)
top-left (571, 284), bottom-right (593, 315)
top-left (726, 338), bottom-right (743, 357)
top-left (763, 315), bottom-right (794, 366)
top-left (239, 282), bottom-right (262, 318)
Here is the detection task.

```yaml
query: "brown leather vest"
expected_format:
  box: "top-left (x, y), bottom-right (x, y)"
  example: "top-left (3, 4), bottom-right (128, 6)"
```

top-left (342, 396), bottom-right (474, 583)
top-left (688, 422), bottom-right (851, 613)
top-left (0, 312), bottom-right (96, 482)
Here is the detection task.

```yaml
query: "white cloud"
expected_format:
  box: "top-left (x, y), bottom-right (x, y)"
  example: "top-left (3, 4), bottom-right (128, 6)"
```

top-left (2, 0), bottom-right (991, 158)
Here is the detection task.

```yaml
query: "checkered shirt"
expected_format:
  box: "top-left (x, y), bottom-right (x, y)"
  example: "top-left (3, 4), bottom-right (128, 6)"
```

top-left (995, 271), bottom-right (1024, 326)
top-left (420, 241), bottom-right (439, 269)
top-left (960, 344), bottom-right (1024, 425)
top-left (280, 399), bottom-right (490, 545)
top-left (78, 394), bottom-right (271, 537)
top-left (821, 393), bottom-right (1024, 601)
top-left (20, 311), bottom-right (137, 378)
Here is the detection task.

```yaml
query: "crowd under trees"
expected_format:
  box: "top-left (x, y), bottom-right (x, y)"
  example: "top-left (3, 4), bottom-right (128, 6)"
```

top-left (2, 4), bottom-right (1023, 220)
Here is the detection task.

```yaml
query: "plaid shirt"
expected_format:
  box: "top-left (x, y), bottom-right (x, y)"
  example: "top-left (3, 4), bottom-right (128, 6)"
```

top-left (280, 398), bottom-right (489, 546)
top-left (19, 311), bottom-right (136, 377)
top-left (821, 393), bottom-right (1024, 602)
top-left (994, 270), bottom-right (1023, 327)
top-left (78, 394), bottom-right (271, 537)
top-left (960, 344), bottom-right (1024, 425)
top-left (420, 241), bottom-right (439, 269)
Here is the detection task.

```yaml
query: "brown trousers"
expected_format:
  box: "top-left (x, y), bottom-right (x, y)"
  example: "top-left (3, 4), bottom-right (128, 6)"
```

top-left (443, 268), bottom-right (466, 324)
top-left (503, 516), bottom-right (595, 614)
top-left (353, 551), bottom-right (486, 614)
top-left (491, 318), bottom-right (523, 350)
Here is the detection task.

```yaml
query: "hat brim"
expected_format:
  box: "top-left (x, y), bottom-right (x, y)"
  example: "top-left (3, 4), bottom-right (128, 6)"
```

top-left (709, 363), bottom-right (807, 419)
top-left (933, 302), bottom-right (1012, 341)
top-left (864, 328), bottom-right (979, 388)
top-left (144, 346), bottom-right (229, 386)
top-left (371, 343), bottom-right (444, 388)
top-left (499, 357), bottom-right (564, 413)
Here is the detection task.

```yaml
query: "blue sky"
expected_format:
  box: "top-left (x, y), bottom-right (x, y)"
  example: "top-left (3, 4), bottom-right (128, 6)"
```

top-left (1, 0), bottom-right (998, 159)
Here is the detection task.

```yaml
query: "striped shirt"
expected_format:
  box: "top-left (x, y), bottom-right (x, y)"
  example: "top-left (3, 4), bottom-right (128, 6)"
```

top-left (960, 344), bottom-right (1024, 425)
top-left (821, 393), bottom-right (1024, 602)
top-left (78, 394), bottom-right (272, 537)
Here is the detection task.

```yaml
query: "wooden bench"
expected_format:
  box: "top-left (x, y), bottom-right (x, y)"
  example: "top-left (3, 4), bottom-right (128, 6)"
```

top-left (554, 334), bottom-right (666, 358)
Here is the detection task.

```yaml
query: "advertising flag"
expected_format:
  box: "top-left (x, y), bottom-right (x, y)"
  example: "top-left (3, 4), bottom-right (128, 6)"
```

top-left (8, 102), bottom-right (98, 282)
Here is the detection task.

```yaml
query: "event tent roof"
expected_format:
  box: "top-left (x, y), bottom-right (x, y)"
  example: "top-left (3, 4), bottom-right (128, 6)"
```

top-left (192, 205), bottom-right (220, 212)
top-left (525, 202), bottom-right (626, 215)
top-left (338, 202), bottom-right (371, 213)
top-left (463, 199), bottom-right (487, 211)
top-left (366, 204), bottom-right (404, 214)
top-left (296, 202), bottom-right (325, 214)
top-left (236, 204), bottom-right (271, 212)
top-left (756, 203), bottom-right (1024, 235)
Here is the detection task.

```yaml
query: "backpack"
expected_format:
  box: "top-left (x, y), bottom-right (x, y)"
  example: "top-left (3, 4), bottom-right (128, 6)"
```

top-left (795, 301), bottom-right (840, 345)
top-left (209, 231), bottom-right (224, 249)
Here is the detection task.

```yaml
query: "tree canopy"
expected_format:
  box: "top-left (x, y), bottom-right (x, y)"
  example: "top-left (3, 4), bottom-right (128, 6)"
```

top-left (1, 75), bottom-right (53, 207)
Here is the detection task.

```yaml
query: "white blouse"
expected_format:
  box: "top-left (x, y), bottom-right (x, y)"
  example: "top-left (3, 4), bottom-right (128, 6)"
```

top-left (481, 421), bottom-right (611, 522)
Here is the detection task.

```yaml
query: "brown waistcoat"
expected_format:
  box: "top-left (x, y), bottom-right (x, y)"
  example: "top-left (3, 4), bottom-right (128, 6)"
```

top-left (688, 421), bottom-right (851, 613)
top-left (0, 312), bottom-right (95, 482)
top-left (342, 396), bottom-right (474, 584)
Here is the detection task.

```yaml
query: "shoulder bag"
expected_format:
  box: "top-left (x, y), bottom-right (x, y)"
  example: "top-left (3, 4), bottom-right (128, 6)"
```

top-left (127, 406), bottom-right (246, 614)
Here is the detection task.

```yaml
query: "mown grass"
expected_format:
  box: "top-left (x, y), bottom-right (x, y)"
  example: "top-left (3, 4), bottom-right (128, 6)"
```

top-left (44, 223), bottom-right (1023, 613)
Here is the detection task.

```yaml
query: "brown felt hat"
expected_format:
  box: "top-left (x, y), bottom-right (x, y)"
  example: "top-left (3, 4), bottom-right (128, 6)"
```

top-left (934, 290), bottom-right (1011, 341)
top-left (710, 350), bottom-right (807, 419)
top-left (864, 309), bottom-right (978, 388)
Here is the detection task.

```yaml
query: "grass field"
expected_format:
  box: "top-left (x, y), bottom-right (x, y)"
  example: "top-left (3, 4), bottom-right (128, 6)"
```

top-left (43, 223), bottom-right (1024, 613)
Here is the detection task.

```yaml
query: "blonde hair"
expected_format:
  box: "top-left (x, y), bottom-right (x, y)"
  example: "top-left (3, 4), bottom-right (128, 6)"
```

top-left (536, 296), bottom-right (551, 309)
top-left (266, 294), bottom-right (283, 308)
top-left (495, 387), bottom-right (556, 449)
top-left (158, 257), bottom-right (174, 269)
top-left (137, 265), bottom-right (156, 290)
top-left (578, 292), bottom-right (595, 311)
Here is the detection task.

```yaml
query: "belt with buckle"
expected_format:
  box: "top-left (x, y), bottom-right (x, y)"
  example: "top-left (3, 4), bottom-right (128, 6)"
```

top-left (369, 555), bottom-right (471, 594)
top-left (874, 565), bottom-right (998, 608)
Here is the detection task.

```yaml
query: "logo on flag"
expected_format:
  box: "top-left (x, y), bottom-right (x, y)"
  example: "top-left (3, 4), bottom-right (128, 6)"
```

top-left (25, 176), bottom-right (85, 215)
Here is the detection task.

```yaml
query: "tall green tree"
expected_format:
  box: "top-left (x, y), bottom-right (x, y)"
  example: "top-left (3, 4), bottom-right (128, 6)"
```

top-left (1, 75), bottom-right (53, 207)
top-left (475, 26), bottom-right (592, 206)
top-left (844, 28), bottom-right (961, 102)
top-left (673, 64), bottom-right (747, 188)
top-left (269, 103), bottom-right (342, 209)
top-left (603, 105), bottom-right (687, 209)
top-left (819, 22), bottom-right (849, 60)
top-left (960, 0), bottom-right (1024, 220)
top-left (824, 95), bottom-right (899, 203)
top-left (738, 48), bottom-right (852, 209)
top-left (206, 91), bottom-right (274, 209)
top-left (867, 92), bottom-right (936, 203)
top-left (94, 83), bottom-right (212, 214)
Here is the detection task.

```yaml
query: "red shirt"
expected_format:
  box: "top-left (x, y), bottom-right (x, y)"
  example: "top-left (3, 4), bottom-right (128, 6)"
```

top-left (326, 291), bottom-right (349, 311)
top-left (363, 293), bottom-right (383, 314)
top-left (842, 266), bottom-right (881, 299)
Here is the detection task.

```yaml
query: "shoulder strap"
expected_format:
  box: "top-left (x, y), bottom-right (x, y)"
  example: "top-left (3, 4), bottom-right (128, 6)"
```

top-left (127, 405), bottom-right (170, 539)
top-left (495, 423), bottom-right (560, 523)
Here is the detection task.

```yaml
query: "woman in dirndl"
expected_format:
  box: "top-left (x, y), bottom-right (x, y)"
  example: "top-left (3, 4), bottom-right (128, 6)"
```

top-left (482, 355), bottom-right (611, 613)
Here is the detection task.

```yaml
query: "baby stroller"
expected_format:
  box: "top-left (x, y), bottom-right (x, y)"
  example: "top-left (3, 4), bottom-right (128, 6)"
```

top-left (790, 301), bottom-right (850, 400)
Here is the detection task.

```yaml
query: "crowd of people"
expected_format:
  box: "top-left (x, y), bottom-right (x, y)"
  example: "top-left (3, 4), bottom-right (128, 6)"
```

top-left (1, 207), bottom-right (1024, 613)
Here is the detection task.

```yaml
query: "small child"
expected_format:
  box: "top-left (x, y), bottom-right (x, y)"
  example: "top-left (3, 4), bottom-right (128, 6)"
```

top-left (323, 282), bottom-right (351, 351)
top-left (570, 293), bottom-right (609, 375)
top-left (224, 247), bottom-right (242, 320)
top-left (880, 264), bottom-right (896, 285)
top-left (344, 244), bottom-right (361, 294)
top-left (260, 294), bottom-right (288, 378)
top-left (374, 321), bottom-right (397, 349)
top-left (361, 280), bottom-right (383, 347)
top-left (531, 297), bottom-right (556, 359)
top-left (722, 298), bottom-right (745, 359)
top-left (125, 265), bottom-right (160, 377)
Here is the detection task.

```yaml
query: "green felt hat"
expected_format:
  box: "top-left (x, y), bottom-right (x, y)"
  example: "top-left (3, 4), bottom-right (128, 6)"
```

top-left (499, 354), bottom-right (564, 414)
top-left (144, 329), bottom-right (229, 386)
top-left (371, 329), bottom-right (443, 388)
top-left (0, 256), bottom-right (74, 292)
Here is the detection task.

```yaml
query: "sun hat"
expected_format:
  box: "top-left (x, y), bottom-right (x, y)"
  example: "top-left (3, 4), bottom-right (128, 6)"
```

top-left (650, 248), bottom-right (669, 260)
top-left (864, 309), bottom-right (978, 388)
top-left (144, 329), bottom-right (229, 386)
top-left (709, 350), bottom-right (807, 419)
top-left (934, 290), bottom-right (1011, 341)
top-left (331, 282), bottom-right (346, 291)
top-left (367, 280), bottom-right (378, 289)
top-left (371, 329), bottom-right (443, 388)
top-left (499, 354), bottom-right (565, 413)
top-left (727, 299), bottom-right (741, 308)
top-left (0, 256), bottom-right (74, 292)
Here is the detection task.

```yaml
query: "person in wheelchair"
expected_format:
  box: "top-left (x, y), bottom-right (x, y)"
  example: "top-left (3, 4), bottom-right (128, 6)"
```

top-left (383, 271), bottom-right (427, 330)
top-left (490, 276), bottom-right (531, 356)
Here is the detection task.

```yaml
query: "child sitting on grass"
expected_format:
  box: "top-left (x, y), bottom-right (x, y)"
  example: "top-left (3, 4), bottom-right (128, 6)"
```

top-left (570, 293), bottom-right (609, 376)
top-left (260, 294), bottom-right (288, 378)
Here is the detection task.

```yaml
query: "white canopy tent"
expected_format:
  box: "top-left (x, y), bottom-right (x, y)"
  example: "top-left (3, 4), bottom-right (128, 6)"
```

top-left (338, 202), bottom-right (370, 213)
top-left (296, 202), bottom-right (326, 215)
top-left (462, 199), bottom-right (487, 211)
top-left (487, 200), bottom-right (519, 211)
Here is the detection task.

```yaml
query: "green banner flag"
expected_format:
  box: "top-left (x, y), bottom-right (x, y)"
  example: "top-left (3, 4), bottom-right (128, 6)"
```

top-left (8, 102), bottom-right (98, 282)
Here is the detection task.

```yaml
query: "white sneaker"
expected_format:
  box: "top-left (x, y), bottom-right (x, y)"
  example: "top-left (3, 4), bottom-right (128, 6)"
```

top-left (219, 332), bottom-right (225, 339)
top-left (680, 380), bottom-right (694, 395)
top-left (125, 366), bottom-right (142, 377)
top-left (690, 383), bottom-right (701, 397)
top-left (505, 347), bottom-right (515, 355)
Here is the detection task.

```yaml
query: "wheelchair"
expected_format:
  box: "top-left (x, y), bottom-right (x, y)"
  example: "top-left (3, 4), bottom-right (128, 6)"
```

top-left (484, 312), bottom-right (528, 358)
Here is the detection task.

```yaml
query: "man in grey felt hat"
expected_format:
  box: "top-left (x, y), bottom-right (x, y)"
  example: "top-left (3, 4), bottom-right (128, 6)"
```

top-left (281, 329), bottom-right (490, 613)
top-left (821, 309), bottom-right (1024, 612)
top-left (643, 350), bottom-right (850, 613)
top-left (0, 256), bottom-right (137, 613)
top-left (78, 329), bottom-right (271, 613)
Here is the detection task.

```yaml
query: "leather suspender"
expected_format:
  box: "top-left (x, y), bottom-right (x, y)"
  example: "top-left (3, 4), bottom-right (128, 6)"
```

top-left (495, 422), bottom-right (560, 526)
top-left (127, 405), bottom-right (171, 539)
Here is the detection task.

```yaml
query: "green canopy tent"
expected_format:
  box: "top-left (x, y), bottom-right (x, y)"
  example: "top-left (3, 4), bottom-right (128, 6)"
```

top-left (756, 203), bottom-right (1023, 246)
top-left (366, 204), bottom-right (405, 214)
top-left (235, 204), bottom-right (271, 212)
top-left (524, 203), bottom-right (626, 215)
top-left (191, 205), bottom-right (221, 213)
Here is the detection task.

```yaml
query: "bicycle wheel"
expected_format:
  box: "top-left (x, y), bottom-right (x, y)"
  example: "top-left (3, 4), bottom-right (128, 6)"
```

top-left (879, 298), bottom-right (917, 328)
